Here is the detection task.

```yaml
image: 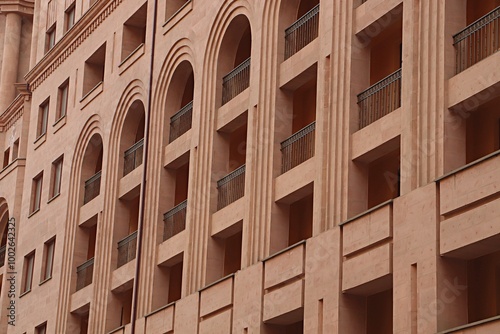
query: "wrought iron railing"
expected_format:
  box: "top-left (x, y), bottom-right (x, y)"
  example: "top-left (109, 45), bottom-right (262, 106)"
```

top-left (163, 200), bottom-right (187, 241)
top-left (76, 257), bottom-right (94, 291)
top-left (454, 6), bottom-right (500, 73)
top-left (222, 57), bottom-right (251, 105)
top-left (169, 101), bottom-right (193, 143)
top-left (281, 122), bottom-right (316, 174)
top-left (123, 138), bottom-right (144, 176)
top-left (217, 165), bottom-right (245, 210)
top-left (83, 171), bottom-right (101, 204)
top-left (357, 68), bottom-right (401, 129)
top-left (0, 245), bottom-right (5, 267)
top-left (285, 4), bottom-right (320, 59)
top-left (117, 231), bottom-right (137, 268)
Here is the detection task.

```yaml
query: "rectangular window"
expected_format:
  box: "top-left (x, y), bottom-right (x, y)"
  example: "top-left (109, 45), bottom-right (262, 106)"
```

top-left (83, 44), bottom-right (106, 97)
top-left (35, 322), bottom-right (47, 334)
top-left (41, 238), bottom-right (55, 282)
top-left (37, 100), bottom-right (49, 138)
top-left (57, 81), bottom-right (69, 120)
top-left (31, 172), bottom-right (43, 213)
top-left (65, 5), bottom-right (76, 32)
top-left (22, 252), bottom-right (35, 294)
top-left (12, 139), bottom-right (19, 160)
top-left (50, 157), bottom-right (63, 198)
top-left (46, 26), bottom-right (56, 52)
top-left (2, 148), bottom-right (9, 168)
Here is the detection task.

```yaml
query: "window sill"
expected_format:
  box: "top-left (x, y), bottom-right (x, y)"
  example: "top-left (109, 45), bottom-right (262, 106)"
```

top-left (47, 193), bottom-right (60, 204)
top-left (118, 43), bottom-right (145, 75)
top-left (162, 0), bottom-right (193, 35)
top-left (80, 81), bottom-right (103, 110)
top-left (39, 276), bottom-right (52, 286)
top-left (33, 133), bottom-right (47, 150)
top-left (53, 115), bottom-right (66, 134)
top-left (19, 289), bottom-right (31, 298)
top-left (27, 208), bottom-right (40, 219)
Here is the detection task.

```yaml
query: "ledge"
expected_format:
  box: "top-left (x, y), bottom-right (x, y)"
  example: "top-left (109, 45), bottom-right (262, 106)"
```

top-left (339, 199), bottom-right (393, 226)
top-left (0, 158), bottom-right (25, 181)
top-left (162, 0), bottom-right (193, 35)
top-left (145, 301), bottom-right (176, 319)
top-left (263, 240), bottom-right (306, 262)
top-left (80, 81), bottom-right (103, 109)
top-left (435, 149), bottom-right (500, 182)
top-left (437, 315), bottom-right (500, 334)
top-left (33, 132), bottom-right (47, 150)
top-left (118, 43), bottom-right (145, 75)
top-left (199, 273), bottom-right (234, 293)
top-left (47, 192), bottom-right (60, 204)
top-left (52, 115), bottom-right (66, 134)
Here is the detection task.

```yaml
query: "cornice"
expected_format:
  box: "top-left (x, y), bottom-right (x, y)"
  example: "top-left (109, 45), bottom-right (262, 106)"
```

top-left (24, 0), bottom-right (124, 92)
top-left (0, 0), bottom-right (34, 15)
top-left (0, 93), bottom-right (27, 132)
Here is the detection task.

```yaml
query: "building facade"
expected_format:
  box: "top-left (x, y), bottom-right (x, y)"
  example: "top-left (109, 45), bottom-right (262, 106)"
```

top-left (0, 0), bottom-right (499, 333)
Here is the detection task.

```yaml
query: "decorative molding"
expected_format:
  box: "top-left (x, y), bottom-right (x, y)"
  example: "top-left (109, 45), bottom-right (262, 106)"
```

top-left (0, 0), bottom-right (34, 15)
top-left (0, 94), bottom-right (26, 132)
top-left (24, 0), bottom-right (124, 92)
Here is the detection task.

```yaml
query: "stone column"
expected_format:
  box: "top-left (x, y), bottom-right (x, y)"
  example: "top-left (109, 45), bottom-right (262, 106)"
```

top-left (0, 12), bottom-right (22, 112)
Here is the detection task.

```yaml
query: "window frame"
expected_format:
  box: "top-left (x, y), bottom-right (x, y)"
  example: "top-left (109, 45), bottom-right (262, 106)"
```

top-left (31, 172), bottom-right (43, 214)
top-left (50, 156), bottom-right (63, 199)
top-left (22, 251), bottom-right (35, 294)
top-left (65, 4), bottom-right (76, 32)
top-left (37, 99), bottom-right (50, 139)
top-left (41, 238), bottom-right (55, 282)
top-left (57, 80), bottom-right (69, 121)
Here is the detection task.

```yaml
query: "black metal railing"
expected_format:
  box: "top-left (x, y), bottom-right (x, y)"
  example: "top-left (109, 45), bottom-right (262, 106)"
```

top-left (217, 165), bottom-right (245, 210)
top-left (454, 6), bottom-right (500, 73)
top-left (0, 245), bottom-right (5, 267)
top-left (169, 101), bottom-right (193, 143)
top-left (222, 57), bottom-right (251, 105)
top-left (163, 200), bottom-right (187, 241)
top-left (285, 4), bottom-right (320, 59)
top-left (123, 138), bottom-right (144, 176)
top-left (281, 122), bottom-right (316, 174)
top-left (357, 68), bottom-right (402, 129)
top-left (83, 171), bottom-right (101, 204)
top-left (117, 231), bottom-right (137, 268)
top-left (76, 257), bottom-right (94, 291)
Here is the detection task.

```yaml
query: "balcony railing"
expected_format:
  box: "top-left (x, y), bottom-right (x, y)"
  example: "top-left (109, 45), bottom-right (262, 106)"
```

top-left (454, 6), bottom-right (500, 73)
top-left (357, 68), bottom-right (402, 129)
top-left (163, 200), bottom-right (187, 241)
top-left (169, 101), bottom-right (193, 143)
top-left (123, 138), bottom-right (144, 176)
top-left (83, 171), bottom-right (101, 204)
top-left (76, 257), bottom-right (94, 291)
top-left (217, 165), bottom-right (245, 210)
top-left (117, 231), bottom-right (137, 268)
top-left (281, 122), bottom-right (316, 174)
top-left (222, 57), bottom-right (251, 105)
top-left (0, 245), bottom-right (5, 267)
top-left (285, 4), bottom-right (320, 60)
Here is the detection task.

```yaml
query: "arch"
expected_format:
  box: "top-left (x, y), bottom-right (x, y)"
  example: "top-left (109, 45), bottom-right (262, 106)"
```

top-left (163, 60), bottom-right (194, 145)
top-left (0, 198), bottom-right (9, 262)
top-left (216, 13), bottom-right (253, 106)
top-left (108, 80), bottom-right (147, 178)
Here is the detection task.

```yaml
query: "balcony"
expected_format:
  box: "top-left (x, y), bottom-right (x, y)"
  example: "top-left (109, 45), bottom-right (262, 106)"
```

top-left (163, 200), bottom-right (187, 241)
top-left (454, 6), bottom-right (500, 73)
top-left (284, 4), bottom-right (320, 60)
top-left (123, 139), bottom-right (144, 176)
top-left (117, 231), bottom-right (137, 268)
top-left (222, 57), bottom-right (251, 105)
top-left (217, 165), bottom-right (245, 210)
top-left (0, 245), bottom-right (5, 267)
top-left (83, 171), bottom-right (101, 204)
top-left (169, 101), bottom-right (193, 143)
top-left (357, 68), bottom-right (401, 129)
top-left (281, 122), bottom-right (315, 174)
top-left (76, 257), bottom-right (94, 291)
